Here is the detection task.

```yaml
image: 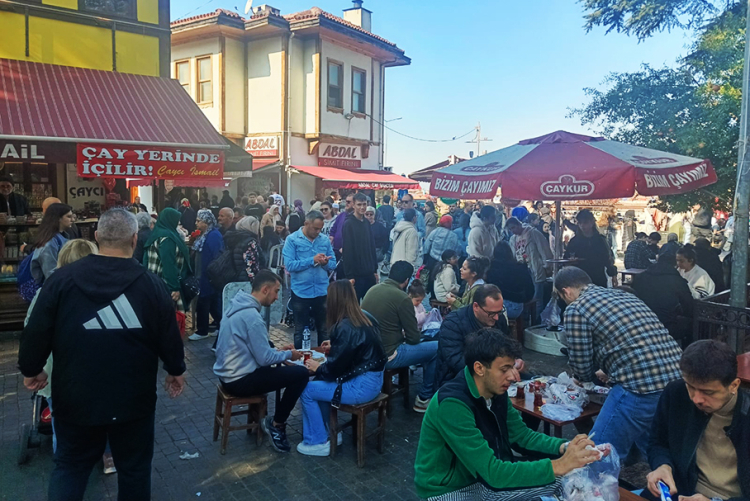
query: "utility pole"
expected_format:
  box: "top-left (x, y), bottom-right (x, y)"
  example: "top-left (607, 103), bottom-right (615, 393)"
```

top-left (466, 122), bottom-right (491, 158)
top-left (729, 0), bottom-right (750, 353)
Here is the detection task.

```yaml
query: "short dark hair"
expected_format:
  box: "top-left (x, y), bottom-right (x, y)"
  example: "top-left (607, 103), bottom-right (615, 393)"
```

top-left (648, 232), bottom-right (661, 242)
top-left (492, 241), bottom-right (514, 262)
top-left (465, 328), bottom-right (522, 375)
top-left (677, 245), bottom-right (697, 263)
top-left (0, 175), bottom-right (14, 185)
top-left (505, 216), bottom-right (521, 228)
top-left (479, 205), bottom-right (496, 220)
top-left (473, 284), bottom-right (502, 308)
top-left (275, 220), bottom-right (286, 227)
top-left (576, 209), bottom-right (594, 222)
top-left (635, 232), bottom-right (647, 239)
top-left (383, 195), bottom-right (391, 204)
top-left (464, 256), bottom-right (490, 280)
top-left (249, 191), bottom-right (258, 197)
top-left (680, 340), bottom-right (738, 386)
top-left (353, 193), bottom-right (368, 203)
top-left (389, 261), bottom-right (414, 283)
top-left (403, 208), bottom-right (417, 222)
top-left (252, 269), bottom-right (282, 292)
top-left (554, 267), bottom-right (592, 291)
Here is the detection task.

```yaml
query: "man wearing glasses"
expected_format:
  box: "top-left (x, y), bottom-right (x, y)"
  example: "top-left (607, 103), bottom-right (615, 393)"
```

top-left (394, 194), bottom-right (426, 239)
top-left (435, 285), bottom-right (519, 388)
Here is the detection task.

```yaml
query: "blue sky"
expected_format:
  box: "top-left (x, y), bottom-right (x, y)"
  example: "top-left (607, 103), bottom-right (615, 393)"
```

top-left (171, 1), bottom-right (694, 175)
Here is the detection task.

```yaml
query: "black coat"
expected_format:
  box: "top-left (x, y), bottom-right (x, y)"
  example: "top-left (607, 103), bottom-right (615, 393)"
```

top-left (0, 192), bottom-right (30, 216)
top-left (695, 245), bottom-right (725, 292)
top-left (564, 233), bottom-right (617, 287)
top-left (631, 262), bottom-right (694, 342)
top-left (371, 221), bottom-right (389, 253)
top-left (436, 305), bottom-right (509, 387)
top-left (133, 227), bottom-right (152, 264)
top-left (316, 313), bottom-right (386, 382)
top-left (219, 195), bottom-right (234, 209)
top-left (486, 260), bottom-right (535, 304)
top-left (342, 214), bottom-right (377, 277)
top-left (179, 206), bottom-right (196, 233)
top-left (647, 381), bottom-right (750, 501)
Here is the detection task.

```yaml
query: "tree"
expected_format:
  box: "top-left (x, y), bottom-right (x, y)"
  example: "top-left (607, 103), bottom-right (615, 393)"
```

top-left (572, 1), bottom-right (745, 212)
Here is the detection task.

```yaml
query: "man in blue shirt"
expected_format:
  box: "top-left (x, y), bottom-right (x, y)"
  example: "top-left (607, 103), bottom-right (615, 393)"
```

top-left (395, 193), bottom-right (425, 239)
top-left (283, 210), bottom-right (337, 348)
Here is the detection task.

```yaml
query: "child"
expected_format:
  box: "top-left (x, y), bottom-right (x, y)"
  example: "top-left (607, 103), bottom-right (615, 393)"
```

top-left (432, 250), bottom-right (460, 303)
top-left (408, 279), bottom-right (428, 329)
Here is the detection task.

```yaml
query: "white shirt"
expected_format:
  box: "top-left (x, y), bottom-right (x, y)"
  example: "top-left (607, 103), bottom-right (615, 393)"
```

top-left (680, 264), bottom-right (715, 299)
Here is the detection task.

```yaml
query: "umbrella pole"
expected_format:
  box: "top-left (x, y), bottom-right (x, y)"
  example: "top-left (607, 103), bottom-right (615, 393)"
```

top-left (554, 200), bottom-right (563, 276)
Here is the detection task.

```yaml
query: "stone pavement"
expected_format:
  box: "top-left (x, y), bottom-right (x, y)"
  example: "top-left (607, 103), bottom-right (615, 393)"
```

top-left (0, 323), bottom-right (647, 501)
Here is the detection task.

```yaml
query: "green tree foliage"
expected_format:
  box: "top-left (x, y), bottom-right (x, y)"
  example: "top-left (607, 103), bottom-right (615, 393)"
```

top-left (572, 2), bottom-right (745, 212)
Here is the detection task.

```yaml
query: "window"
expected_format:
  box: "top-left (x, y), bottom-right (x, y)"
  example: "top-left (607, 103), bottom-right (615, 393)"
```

top-left (80, 0), bottom-right (136, 19)
top-left (327, 61), bottom-right (343, 109)
top-left (351, 68), bottom-right (366, 114)
top-left (197, 56), bottom-right (212, 104)
top-left (175, 61), bottom-right (190, 95)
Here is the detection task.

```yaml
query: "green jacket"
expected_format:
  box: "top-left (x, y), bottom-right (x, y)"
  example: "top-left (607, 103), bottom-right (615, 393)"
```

top-left (414, 367), bottom-right (565, 499)
top-left (450, 279), bottom-right (484, 310)
top-left (361, 279), bottom-right (421, 357)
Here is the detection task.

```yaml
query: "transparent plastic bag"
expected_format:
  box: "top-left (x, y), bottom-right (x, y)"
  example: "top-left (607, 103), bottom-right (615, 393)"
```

top-left (541, 403), bottom-right (581, 421)
top-left (544, 372), bottom-right (589, 409)
top-left (541, 296), bottom-right (561, 328)
top-left (422, 308), bottom-right (443, 332)
top-left (561, 443), bottom-right (621, 501)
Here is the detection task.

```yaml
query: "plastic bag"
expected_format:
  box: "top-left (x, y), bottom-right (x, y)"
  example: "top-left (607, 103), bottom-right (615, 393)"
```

top-left (544, 372), bottom-right (589, 409)
top-left (422, 308), bottom-right (443, 332)
top-left (541, 296), bottom-right (561, 328)
top-left (561, 443), bottom-right (621, 501)
top-left (541, 403), bottom-right (582, 421)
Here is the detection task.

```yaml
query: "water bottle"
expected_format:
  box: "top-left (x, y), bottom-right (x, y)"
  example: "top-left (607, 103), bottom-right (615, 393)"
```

top-left (302, 327), bottom-right (311, 351)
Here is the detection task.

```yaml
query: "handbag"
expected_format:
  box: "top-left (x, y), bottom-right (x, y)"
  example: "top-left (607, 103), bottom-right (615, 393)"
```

top-left (181, 275), bottom-right (200, 305)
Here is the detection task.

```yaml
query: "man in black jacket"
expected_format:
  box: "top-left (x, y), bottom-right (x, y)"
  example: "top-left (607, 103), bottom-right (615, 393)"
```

top-left (565, 209), bottom-right (618, 287)
top-left (343, 192), bottom-right (378, 300)
top-left (19, 208), bottom-right (186, 501)
top-left (645, 340), bottom-right (749, 501)
top-left (0, 175), bottom-right (30, 216)
top-left (435, 284), bottom-right (513, 387)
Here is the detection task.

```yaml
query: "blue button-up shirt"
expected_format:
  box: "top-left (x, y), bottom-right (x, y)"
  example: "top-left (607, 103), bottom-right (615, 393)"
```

top-left (283, 228), bottom-right (337, 298)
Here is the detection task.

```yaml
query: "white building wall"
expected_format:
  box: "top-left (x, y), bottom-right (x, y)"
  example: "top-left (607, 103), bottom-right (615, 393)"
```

top-left (302, 38), bottom-right (318, 135)
top-left (224, 37), bottom-right (246, 135)
top-left (371, 61), bottom-right (383, 145)
top-left (247, 36), bottom-right (284, 135)
top-left (289, 36), bottom-right (305, 135)
top-left (320, 39), bottom-right (372, 142)
top-left (171, 38), bottom-right (221, 130)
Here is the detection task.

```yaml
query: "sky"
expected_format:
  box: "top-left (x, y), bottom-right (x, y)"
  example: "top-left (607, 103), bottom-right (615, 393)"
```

top-left (170, 0), bottom-right (696, 176)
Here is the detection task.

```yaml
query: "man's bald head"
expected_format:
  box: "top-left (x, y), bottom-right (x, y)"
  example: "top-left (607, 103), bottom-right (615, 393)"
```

top-left (218, 207), bottom-right (234, 229)
top-left (42, 197), bottom-right (62, 213)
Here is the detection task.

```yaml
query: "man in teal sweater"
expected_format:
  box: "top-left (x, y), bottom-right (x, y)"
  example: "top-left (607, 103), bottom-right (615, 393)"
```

top-left (415, 329), bottom-right (600, 500)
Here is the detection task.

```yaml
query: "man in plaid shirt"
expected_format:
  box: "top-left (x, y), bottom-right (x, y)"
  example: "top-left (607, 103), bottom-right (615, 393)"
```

top-left (555, 267), bottom-right (682, 462)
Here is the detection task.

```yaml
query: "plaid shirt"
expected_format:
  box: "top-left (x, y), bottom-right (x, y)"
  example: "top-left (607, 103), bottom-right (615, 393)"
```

top-left (564, 285), bottom-right (682, 394)
top-left (624, 239), bottom-right (654, 270)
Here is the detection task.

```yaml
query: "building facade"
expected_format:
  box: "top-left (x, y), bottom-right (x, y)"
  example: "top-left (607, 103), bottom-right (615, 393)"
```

top-left (170, 1), bottom-right (410, 204)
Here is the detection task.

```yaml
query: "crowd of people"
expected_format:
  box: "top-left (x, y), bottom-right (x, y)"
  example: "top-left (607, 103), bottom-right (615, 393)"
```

top-left (13, 191), bottom-right (749, 501)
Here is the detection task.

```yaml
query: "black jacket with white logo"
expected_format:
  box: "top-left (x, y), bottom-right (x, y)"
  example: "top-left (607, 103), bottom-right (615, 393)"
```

top-left (18, 254), bottom-right (186, 426)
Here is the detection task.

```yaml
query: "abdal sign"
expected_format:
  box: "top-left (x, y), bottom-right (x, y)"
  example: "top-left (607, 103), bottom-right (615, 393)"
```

top-left (318, 143), bottom-right (361, 168)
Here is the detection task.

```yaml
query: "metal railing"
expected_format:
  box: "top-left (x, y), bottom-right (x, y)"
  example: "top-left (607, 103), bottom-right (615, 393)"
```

top-left (693, 284), bottom-right (750, 353)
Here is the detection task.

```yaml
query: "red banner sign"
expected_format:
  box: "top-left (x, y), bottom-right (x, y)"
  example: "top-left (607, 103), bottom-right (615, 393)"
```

top-left (76, 144), bottom-right (224, 180)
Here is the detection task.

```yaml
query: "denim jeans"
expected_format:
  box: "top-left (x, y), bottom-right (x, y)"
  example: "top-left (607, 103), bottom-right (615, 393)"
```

top-left (504, 300), bottom-right (523, 320)
top-left (590, 384), bottom-right (662, 459)
top-left (384, 341), bottom-right (438, 400)
top-left (533, 281), bottom-right (545, 324)
top-left (300, 371), bottom-right (383, 445)
top-left (196, 293), bottom-right (222, 336)
top-left (49, 413), bottom-right (154, 501)
top-left (291, 292), bottom-right (328, 349)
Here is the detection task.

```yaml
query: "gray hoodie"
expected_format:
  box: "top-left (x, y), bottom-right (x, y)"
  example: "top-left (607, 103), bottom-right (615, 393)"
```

top-left (213, 290), bottom-right (292, 383)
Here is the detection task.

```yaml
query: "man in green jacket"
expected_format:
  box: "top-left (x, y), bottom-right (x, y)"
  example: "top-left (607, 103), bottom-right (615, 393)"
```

top-left (415, 329), bottom-right (600, 500)
top-left (361, 261), bottom-right (438, 413)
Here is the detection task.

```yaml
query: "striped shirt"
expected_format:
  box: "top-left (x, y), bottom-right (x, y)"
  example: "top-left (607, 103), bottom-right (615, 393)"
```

top-left (564, 285), bottom-right (682, 395)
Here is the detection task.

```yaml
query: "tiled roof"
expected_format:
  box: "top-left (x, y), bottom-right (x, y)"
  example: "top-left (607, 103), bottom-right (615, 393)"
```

top-left (284, 6), bottom-right (400, 50)
top-left (171, 8), bottom-right (245, 27)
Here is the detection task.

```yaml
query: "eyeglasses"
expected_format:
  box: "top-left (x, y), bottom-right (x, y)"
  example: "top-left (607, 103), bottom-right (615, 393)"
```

top-left (478, 304), bottom-right (505, 319)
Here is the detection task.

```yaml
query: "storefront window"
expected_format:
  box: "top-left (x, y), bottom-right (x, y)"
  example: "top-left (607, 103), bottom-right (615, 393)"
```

top-left (79, 0), bottom-right (137, 19)
top-left (328, 61), bottom-right (343, 109)
top-left (176, 60), bottom-right (190, 95)
top-left (352, 68), bottom-right (366, 114)
top-left (197, 56), bottom-right (213, 104)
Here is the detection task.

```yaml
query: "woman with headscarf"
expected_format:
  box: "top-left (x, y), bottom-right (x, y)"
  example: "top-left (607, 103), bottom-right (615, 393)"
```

top-left (286, 200), bottom-right (305, 234)
top-left (179, 198), bottom-right (197, 233)
top-left (225, 216), bottom-right (263, 283)
top-left (261, 204), bottom-right (282, 231)
top-left (143, 208), bottom-right (192, 312)
top-left (188, 209), bottom-right (225, 341)
top-left (424, 200), bottom-right (439, 238)
top-left (261, 225), bottom-right (283, 268)
top-left (453, 211), bottom-right (471, 257)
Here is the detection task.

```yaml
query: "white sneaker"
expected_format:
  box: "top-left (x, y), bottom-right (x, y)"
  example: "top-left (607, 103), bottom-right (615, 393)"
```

top-left (207, 330), bottom-right (219, 338)
top-left (296, 441), bottom-right (331, 457)
top-left (414, 396), bottom-right (430, 413)
top-left (188, 333), bottom-right (209, 341)
top-left (102, 453), bottom-right (116, 474)
top-left (337, 432), bottom-right (343, 446)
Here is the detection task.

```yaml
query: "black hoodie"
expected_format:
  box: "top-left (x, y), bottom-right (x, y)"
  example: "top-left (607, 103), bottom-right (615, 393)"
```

top-left (631, 262), bottom-right (694, 340)
top-left (18, 254), bottom-right (185, 426)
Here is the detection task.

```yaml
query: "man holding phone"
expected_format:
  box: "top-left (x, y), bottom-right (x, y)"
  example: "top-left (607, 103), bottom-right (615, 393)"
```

top-left (283, 210), bottom-right (337, 349)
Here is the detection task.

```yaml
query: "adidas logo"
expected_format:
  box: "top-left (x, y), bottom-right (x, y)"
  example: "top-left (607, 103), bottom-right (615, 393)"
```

top-left (83, 294), bottom-right (142, 330)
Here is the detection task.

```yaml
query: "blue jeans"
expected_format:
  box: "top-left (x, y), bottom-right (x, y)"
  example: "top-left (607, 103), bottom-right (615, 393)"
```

top-left (591, 384), bottom-right (662, 459)
top-left (300, 371), bottom-right (383, 445)
top-left (533, 281), bottom-right (545, 324)
top-left (504, 300), bottom-right (523, 320)
top-left (385, 341), bottom-right (438, 400)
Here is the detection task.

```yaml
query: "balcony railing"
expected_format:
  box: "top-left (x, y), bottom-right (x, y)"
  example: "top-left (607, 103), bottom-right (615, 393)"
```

top-left (693, 284), bottom-right (750, 353)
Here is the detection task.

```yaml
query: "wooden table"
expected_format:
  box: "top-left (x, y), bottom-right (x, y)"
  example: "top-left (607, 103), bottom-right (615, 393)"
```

top-left (619, 268), bottom-right (646, 283)
top-left (510, 395), bottom-right (602, 438)
top-left (739, 353), bottom-right (750, 388)
top-left (619, 487), bottom-right (644, 501)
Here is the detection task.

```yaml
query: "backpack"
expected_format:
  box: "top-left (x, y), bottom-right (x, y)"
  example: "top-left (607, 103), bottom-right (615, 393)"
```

top-left (206, 247), bottom-right (241, 293)
top-left (17, 252), bottom-right (40, 302)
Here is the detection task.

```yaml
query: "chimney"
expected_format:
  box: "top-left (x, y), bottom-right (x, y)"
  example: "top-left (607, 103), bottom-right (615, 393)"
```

top-left (252, 4), bottom-right (281, 16)
top-left (343, 0), bottom-right (371, 32)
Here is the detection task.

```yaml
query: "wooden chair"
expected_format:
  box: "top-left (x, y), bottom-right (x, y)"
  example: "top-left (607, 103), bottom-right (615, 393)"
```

top-left (382, 367), bottom-right (410, 415)
top-left (329, 393), bottom-right (389, 468)
top-left (429, 299), bottom-right (451, 317)
top-left (213, 384), bottom-right (266, 455)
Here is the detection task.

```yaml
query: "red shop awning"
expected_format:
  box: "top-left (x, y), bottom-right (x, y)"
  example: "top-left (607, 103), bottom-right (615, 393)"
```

top-left (292, 165), bottom-right (419, 190)
top-left (0, 58), bottom-right (226, 149)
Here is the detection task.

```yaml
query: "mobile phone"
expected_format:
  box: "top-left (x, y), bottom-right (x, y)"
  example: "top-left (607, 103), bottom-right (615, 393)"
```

top-left (658, 481), bottom-right (673, 501)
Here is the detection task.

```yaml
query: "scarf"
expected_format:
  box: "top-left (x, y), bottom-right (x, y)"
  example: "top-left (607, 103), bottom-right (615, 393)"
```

top-left (144, 208), bottom-right (192, 270)
top-left (193, 209), bottom-right (218, 252)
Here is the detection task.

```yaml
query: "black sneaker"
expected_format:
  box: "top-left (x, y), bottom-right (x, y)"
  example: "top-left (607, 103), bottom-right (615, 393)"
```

top-left (262, 416), bottom-right (291, 452)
